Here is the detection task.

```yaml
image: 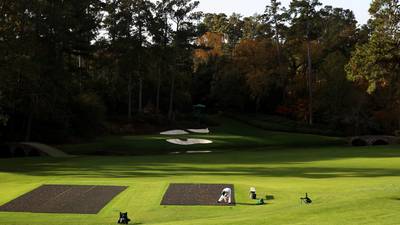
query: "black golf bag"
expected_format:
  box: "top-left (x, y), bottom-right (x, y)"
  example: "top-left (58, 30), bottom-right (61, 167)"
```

top-left (117, 212), bottom-right (131, 224)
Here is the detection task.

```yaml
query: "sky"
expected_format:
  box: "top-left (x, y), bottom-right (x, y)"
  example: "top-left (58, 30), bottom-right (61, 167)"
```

top-left (197, 0), bottom-right (373, 25)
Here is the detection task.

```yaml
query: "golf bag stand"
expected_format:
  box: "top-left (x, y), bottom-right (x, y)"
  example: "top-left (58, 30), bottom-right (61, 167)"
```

top-left (300, 193), bottom-right (312, 204)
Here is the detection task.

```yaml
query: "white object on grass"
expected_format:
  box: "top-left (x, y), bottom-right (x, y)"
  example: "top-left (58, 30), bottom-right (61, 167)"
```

top-left (166, 138), bottom-right (213, 145)
top-left (187, 128), bottom-right (210, 134)
top-left (169, 151), bottom-right (181, 155)
top-left (160, 130), bottom-right (189, 135)
top-left (186, 150), bottom-right (212, 154)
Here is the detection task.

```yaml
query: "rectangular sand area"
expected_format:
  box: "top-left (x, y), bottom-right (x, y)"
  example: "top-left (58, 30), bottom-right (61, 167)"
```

top-left (161, 183), bottom-right (235, 206)
top-left (0, 185), bottom-right (127, 214)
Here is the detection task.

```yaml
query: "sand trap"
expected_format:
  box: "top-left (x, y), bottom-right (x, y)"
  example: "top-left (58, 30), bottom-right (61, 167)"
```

top-left (187, 128), bottom-right (210, 134)
top-left (166, 138), bottom-right (213, 145)
top-left (160, 130), bottom-right (189, 135)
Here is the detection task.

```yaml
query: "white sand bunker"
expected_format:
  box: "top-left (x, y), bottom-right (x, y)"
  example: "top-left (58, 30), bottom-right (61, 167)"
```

top-left (160, 130), bottom-right (189, 135)
top-left (166, 138), bottom-right (213, 145)
top-left (187, 128), bottom-right (210, 134)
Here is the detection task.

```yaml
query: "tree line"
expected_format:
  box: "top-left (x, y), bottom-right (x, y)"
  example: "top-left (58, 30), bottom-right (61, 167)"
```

top-left (0, 0), bottom-right (399, 141)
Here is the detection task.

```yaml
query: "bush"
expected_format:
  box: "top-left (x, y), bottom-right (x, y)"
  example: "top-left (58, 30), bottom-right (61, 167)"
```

top-left (0, 143), bottom-right (11, 158)
top-left (226, 113), bottom-right (342, 136)
top-left (351, 139), bottom-right (367, 146)
top-left (27, 148), bottom-right (41, 157)
top-left (372, 140), bottom-right (388, 146)
top-left (71, 93), bottom-right (106, 137)
top-left (14, 147), bottom-right (26, 157)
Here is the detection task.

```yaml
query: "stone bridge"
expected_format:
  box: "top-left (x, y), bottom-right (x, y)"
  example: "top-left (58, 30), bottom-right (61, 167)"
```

top-left (350, 136), bottom-right (400, 146)
top-left (0, 142), bottom-right (70, 158)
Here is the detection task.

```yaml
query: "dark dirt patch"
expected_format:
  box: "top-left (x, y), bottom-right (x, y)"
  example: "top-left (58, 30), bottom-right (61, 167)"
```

top-left (0, 185), bottom-right (127, 214)
top-left (161, 184), bottom-right (235, 206)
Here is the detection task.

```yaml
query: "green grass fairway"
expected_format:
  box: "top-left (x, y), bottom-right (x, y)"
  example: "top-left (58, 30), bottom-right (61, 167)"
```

top-left (1, 119), bottom-right (400, 225)
top-left (1, 146), bottom-right (400, 225)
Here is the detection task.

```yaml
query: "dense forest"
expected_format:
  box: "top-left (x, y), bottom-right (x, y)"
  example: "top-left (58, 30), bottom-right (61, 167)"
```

top-left (0, 0), bottom-right (399, 142)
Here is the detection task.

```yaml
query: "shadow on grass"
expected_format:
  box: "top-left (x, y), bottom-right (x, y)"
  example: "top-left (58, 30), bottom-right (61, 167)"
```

top-left (235, 203), bottom-right (258, 206)
top-left (265, 195), bottom-right (274, 200)
top-left (1, 146), bottom-right (400, 179)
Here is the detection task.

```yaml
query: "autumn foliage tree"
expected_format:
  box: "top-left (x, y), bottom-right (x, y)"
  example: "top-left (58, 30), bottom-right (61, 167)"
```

top-left (234, 39), bottom-right (283, 112)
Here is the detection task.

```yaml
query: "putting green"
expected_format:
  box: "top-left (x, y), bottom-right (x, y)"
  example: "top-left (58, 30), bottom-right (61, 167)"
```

top-left (1, 145), bottom-right (400, 225)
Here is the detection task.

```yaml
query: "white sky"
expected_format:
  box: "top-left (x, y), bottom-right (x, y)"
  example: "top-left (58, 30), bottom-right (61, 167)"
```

top-left (197, 0), bottom-right (372, 25)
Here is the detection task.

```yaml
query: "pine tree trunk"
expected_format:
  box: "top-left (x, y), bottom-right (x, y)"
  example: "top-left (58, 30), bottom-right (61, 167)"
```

top-left (306, 19), bottom-right (313, 126)
top-left (307, 40), bottom-right (313, 125)
top-left (138, 76), bottom-right (143, 113)
top-left (168, 73), bottom-right (175, 120)
top-left (25, 112), bottom-right (33, 141)
top-left (137, 20), bottom-right (144, 114)
top-left (156, 66), bottom-right (161, 114)
top-left (128, 75), bottom-right (132, 120)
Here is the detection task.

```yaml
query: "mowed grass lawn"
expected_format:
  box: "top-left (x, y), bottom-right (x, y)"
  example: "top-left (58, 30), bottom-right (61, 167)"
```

top-left (1, 119), bottom-right (400, 225)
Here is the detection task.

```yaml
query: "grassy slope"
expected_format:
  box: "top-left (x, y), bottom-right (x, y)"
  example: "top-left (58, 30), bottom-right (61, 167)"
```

top-left (59, 117), bottom-right (343, 155)
top-left (0, 119), bottom-right (399, 225)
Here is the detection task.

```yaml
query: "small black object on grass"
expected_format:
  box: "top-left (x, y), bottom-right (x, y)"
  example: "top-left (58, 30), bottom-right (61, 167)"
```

top-left (256, 198), bottom-right (265, 205)
top-left (300, 193), bottom-right (312, 204)
top-left (117, 212), bottom-right (131, 224)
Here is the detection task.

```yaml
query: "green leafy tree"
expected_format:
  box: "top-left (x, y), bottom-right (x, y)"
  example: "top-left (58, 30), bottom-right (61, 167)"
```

top-left (288, 0), bottom-right (322, 125)
top-left (103, 0), bottom-right (152, 118)
top-left (264, 0), bottom-right (288, 56)
top-left (0, 92), bottom-right (8, 126)
top-left (131, 0), bottom-right (154, 113)
top-left (167, 0), bottom-right (201, 119)
top-left (313, 6), bottom-right (359, 127)
top-left (0, 0), bottom-right (102, 140)
top-left (346, 0), bottom-right (400, 130)
top-left (151, 0), bottom-right (175, 113)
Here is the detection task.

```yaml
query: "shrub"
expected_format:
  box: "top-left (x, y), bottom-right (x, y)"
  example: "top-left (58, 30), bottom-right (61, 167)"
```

top-left (351, 138), bottom-right (367, 146)
top-left (71, 93), bottom-right (106, 137)
top-left (0, 143), bottom-right (11, 158)
top-left (27, 148), bottom-right (41, 157)
top-left (372, 140), bottom-right (388, 146)
top-left (14, 147), bottom-right (26, 157)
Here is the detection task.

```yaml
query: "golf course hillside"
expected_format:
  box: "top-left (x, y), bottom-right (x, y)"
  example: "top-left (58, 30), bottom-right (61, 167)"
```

top-left (1, 118), bottom-right (400, 225)
top-left (59, 117), bottom-right (344, 156)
